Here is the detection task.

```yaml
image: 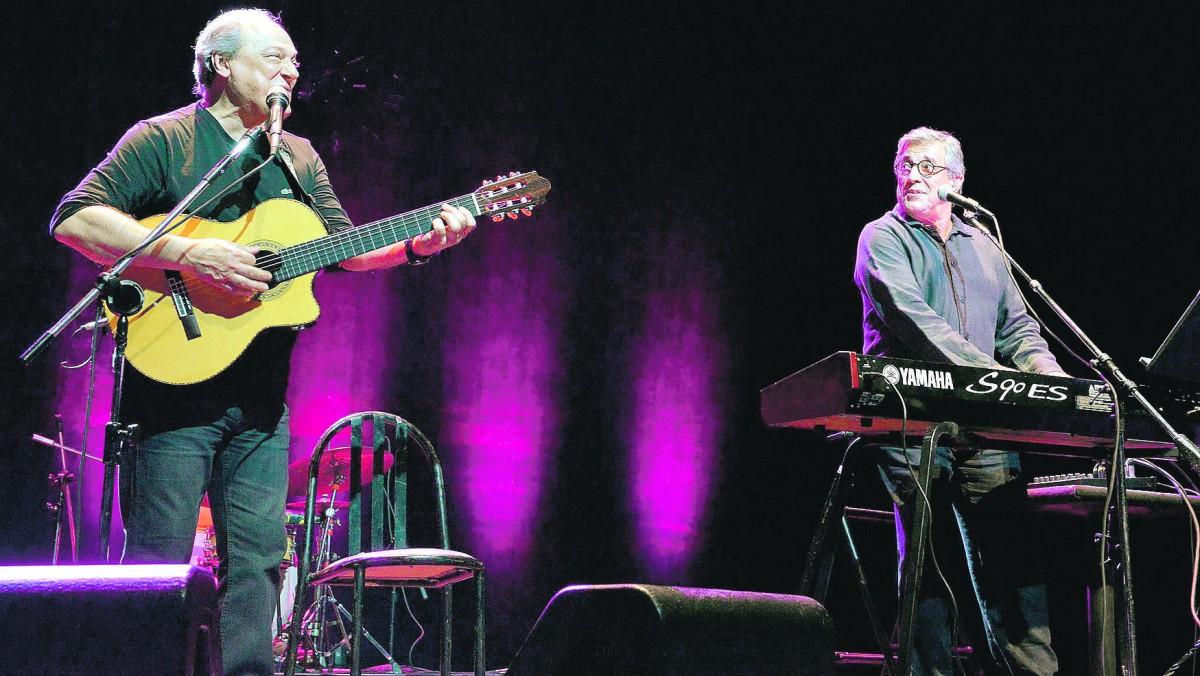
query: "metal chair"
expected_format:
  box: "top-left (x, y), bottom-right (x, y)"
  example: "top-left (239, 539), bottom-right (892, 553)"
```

top-left (283, 411), bottom-right (485, 676)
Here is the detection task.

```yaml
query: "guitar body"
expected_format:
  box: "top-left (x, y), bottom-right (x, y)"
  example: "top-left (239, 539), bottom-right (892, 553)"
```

top-left (113, 199), bottom-right (327, 385)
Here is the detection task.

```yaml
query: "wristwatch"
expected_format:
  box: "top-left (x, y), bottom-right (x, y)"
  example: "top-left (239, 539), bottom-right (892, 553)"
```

top-left (404, 238), bottom-right (436, 265)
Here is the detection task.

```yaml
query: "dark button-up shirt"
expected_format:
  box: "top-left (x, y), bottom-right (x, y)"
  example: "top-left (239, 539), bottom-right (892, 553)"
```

top-left (854, 207), bottom-right (1062, 374)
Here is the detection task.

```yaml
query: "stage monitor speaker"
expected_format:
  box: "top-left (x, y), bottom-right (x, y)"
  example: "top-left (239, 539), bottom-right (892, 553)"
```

top-left (507, 584), bottom-right (834, 676)
top-left (0, 564), bottom-right (219, 676)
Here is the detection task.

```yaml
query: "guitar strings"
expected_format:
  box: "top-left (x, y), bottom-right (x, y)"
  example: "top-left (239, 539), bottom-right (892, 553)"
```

top-left (257, 176), bottom-right (543, 279)
top-left (163, 175), bottom-right (541, 291)
top-left (264, 203), bottom-right (469, 280)
top-left (257, 184), bottom-right (516, 267)
top-left (254, 194), bottom-right (478, 274)
top-left (169, 196), bottom-right (475, 294)
top-left (253, 175), bottom-right (544, 270)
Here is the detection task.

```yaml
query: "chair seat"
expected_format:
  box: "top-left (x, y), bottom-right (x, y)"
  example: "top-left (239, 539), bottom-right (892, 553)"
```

top-left (308, 548), bottom-right (483, 588)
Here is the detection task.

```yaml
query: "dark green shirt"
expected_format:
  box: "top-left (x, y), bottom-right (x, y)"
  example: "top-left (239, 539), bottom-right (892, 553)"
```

top-left (51, 103), bottom-right (353, 432)
top-left (854, 207), bottom-right (1062, 375)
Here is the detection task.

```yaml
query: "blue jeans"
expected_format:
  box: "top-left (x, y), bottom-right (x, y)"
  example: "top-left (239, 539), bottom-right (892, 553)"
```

top-left (121, 406), bottom-right (290, 676)
top-left (877, 445), bottom-right (1058, 676)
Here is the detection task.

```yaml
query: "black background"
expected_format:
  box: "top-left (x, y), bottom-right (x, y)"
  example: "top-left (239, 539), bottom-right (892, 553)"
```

top-left (3, 2), bottom-right (1200, 672)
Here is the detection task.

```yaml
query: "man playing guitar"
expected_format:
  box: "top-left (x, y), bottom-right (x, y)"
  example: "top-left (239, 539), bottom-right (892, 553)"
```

top-left (50, 9), bottom-right (475, 674)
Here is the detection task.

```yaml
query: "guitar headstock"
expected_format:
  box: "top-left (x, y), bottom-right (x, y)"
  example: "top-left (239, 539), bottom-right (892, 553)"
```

top-left (475, 171), bottom-right (551, 221)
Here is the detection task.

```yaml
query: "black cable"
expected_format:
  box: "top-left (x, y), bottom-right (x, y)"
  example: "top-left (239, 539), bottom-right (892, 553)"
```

top-left (1165, 637), bottom-right (1200, 676)
top-left (1094, 387), bottom-right (1124, 676)
top-left (967, 209), bottom-right (1102, 383)
top-left (101, 159), bottom-right (274, 300)
top-left (115, 147), bottom-right (275, 266)
top-left (77, 302), bottom-right (105, 559)
top-left (971, 207), bottom-right (1121, 674)
top-left (400, 588), bottom-right (428, 669)
top-left (1128, 458), bottom-right (1200, 650)
top-left (381, 437), bottom-right (431, 672)
top-left (862, 371), bottom-right (966, 675)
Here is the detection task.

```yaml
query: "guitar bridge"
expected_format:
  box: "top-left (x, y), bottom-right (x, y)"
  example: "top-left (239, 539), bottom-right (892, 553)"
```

top-left (165, 271), bottom-right (202, 341)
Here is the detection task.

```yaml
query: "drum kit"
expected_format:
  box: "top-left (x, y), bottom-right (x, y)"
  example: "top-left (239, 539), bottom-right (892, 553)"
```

top-left (188, 447), bottom-right (397, 672)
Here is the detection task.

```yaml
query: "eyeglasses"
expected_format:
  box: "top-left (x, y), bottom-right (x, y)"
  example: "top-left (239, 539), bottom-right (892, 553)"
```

top-left (894, 159), bottom-right (949, 179)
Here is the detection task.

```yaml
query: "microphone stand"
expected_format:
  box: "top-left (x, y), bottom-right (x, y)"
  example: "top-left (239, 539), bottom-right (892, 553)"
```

top-left (20, 125), bottom-right (266, 561)
top-left (964, 208), bottom-right (1200, 676)
top-left (97, 280), bottom-right (141, 563)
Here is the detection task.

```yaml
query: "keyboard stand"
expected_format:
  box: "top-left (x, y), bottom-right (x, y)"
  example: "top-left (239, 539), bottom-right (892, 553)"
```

top-left (870, 421), bottom-right (1136, 676)
top-left (798, 436), bottom-right (899, 674)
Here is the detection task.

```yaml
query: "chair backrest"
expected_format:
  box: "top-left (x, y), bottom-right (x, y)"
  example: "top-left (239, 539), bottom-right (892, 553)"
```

top-left (298, 411), bottom-right (450, 562)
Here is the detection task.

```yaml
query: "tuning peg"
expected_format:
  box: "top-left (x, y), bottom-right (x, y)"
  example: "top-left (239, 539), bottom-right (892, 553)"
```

top-left (506, 212), bottom-right (519, 220)
top-left (496, 174), bottom-right (505, 181)
top-left (481, 178), bottom-right (490, 186)
top-left (491, 214), bottom-right (505, 223)
top-left (509, 171), bottom-right (519, 177)
top-left (520, 207), bottom-right (533, 216)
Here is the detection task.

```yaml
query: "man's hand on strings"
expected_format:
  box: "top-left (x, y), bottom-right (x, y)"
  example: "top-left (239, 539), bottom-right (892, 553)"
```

top-left (186, 238), bottom-right (272, 296)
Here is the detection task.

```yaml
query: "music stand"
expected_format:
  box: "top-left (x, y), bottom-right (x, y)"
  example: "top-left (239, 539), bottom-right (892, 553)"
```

top-left (1143, 288), bottom-right (1200, 383)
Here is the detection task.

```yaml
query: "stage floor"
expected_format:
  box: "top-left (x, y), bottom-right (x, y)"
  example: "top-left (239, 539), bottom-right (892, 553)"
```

top-left (290, 668), bottom-right (507, 675)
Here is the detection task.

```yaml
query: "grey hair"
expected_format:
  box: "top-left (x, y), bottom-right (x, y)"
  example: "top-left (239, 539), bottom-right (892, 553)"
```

top-left (895, 126), bottom-right (965, 179)
top-left (192, 8), bottom-right (284, 99)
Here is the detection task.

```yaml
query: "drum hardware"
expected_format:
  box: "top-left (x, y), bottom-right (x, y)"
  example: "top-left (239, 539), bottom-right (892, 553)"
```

top-left (277, 486), bottom-right (403, 672)
top-left (277, 446), bottom-right (403, 670)
top-left (32, 417), bottom-right (98, 565)
top-left (286, 495), bottom-right (350, 511)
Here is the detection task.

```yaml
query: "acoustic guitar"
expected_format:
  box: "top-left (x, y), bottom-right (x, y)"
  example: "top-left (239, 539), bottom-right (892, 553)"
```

top-left (110, 171), bottom-right (550, 384)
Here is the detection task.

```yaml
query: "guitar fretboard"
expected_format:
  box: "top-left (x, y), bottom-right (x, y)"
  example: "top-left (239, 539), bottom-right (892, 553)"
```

top-left (273, 194), bottom-right (479, 282)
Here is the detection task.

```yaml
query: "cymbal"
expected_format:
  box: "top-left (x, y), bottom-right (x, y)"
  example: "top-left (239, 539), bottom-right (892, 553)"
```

top-left (287, 446), bottom-right (395, 493)
top-left (286, 494), bottom-right (350, 511)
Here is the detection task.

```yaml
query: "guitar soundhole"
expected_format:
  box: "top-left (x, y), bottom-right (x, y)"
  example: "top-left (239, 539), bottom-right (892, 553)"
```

top-left (251, 240), bottom-right (292, 301)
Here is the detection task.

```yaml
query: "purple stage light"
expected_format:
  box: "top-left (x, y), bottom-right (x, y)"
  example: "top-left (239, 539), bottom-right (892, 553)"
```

top-left (285, 271), bottom-right (391, 459)
top-left (442, 222), bottom-right (563, 576)
top-left (0, 563), bottom-right (197, 585)
top-left (628, 269), bottom-right (723, 577)
top-left (53, 262), bottom-right (121, 557)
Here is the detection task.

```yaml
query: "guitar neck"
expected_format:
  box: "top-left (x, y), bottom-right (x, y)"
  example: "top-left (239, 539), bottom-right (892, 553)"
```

top-left (273, 193), bottom-right (479, 281)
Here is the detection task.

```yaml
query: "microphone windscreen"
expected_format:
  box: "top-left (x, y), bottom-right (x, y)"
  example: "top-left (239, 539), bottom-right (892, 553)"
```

top-left (936, 185), bottom-right (953, 200)
top-left (266, 84), bottom-right (290, 109)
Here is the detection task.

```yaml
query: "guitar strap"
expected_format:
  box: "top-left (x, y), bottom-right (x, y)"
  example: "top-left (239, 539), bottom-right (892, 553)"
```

top-left (275, 140), bottom-right (336, 234)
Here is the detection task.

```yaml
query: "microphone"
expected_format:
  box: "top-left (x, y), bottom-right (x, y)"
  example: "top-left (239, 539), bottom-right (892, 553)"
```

top-left (937, 185), bottom-right (996, 235)
top-left (936, 185), bottom-right (990, 213)
top-left (265, 85), bottom-right (290, 156)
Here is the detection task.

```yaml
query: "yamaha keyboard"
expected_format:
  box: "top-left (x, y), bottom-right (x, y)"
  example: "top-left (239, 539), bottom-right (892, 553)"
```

top-left (761, 352), bottom-right (1199, 453)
